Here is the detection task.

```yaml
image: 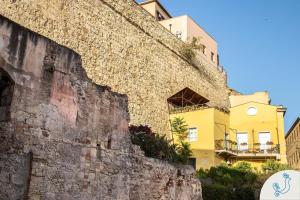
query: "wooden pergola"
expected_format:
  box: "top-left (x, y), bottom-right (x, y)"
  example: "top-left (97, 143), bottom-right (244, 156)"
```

top-left (167, 87), bottom-right (209, 108)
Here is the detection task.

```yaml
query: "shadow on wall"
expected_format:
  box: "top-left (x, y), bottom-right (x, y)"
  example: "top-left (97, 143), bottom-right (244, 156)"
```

top-left (0, 68), bottom-right (14, 121)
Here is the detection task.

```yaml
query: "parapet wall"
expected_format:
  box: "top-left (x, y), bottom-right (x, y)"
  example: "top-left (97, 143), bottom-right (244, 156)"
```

top-left (0, 0), bottom-right (229, 134)
top-left (0, 16), bottom-right (202, 200)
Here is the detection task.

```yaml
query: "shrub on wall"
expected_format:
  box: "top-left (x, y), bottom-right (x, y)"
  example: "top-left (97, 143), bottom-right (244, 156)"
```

top-left (179, 37), bottom-right (205, 64)
top-left (129, 125), bottom-right (192, 165)
top-left (129, 125), bottom-right (177, 162)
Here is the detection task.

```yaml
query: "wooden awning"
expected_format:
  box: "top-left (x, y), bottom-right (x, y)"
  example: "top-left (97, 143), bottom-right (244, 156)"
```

top-left (167, 87), bottom-right (209, 107)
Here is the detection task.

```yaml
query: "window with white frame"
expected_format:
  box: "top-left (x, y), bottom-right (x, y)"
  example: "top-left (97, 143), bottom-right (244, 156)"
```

top-left (175, 30), bottom-right (182, 39)
top-left (258, 132), bottom-right (271, 151)
top-left (188, 128), bottom-right (198, 142)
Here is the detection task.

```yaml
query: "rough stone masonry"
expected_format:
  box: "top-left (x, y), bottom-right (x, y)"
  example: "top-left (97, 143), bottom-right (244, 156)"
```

top-left (0, 16), bottom-right (202, 200)
top-left (0, 0), bottom-right (229, 134)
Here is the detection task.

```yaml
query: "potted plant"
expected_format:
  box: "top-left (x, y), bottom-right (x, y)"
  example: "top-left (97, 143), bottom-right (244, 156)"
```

top-left (215, 139), bottom-right (223, 150)
top-left (239, 142), bottom-right (248, 153)
top-left (253, 143), bottom-right (261, 153)
top-left (266, 141), bottom-right (274, 153)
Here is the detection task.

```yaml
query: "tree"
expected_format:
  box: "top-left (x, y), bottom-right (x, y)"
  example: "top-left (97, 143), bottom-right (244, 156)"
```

top-left (234, 161), bottom-right (252, 172)
top-left (170, 117), bottom-right (193, 165)
top-left (171, 117), bottom-right (188, 142)
top-left (176, 141), bottom-right (193, 164)
top-left (261, 160), bottom-right (290, 173)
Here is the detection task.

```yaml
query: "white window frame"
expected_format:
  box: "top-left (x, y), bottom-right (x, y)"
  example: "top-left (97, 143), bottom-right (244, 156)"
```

top-left (258, 132), bottom-right (272, 152)
top-left (188, 127), bottom-right (198, 142)
top-left (237, 132), bottom-right (249, 151)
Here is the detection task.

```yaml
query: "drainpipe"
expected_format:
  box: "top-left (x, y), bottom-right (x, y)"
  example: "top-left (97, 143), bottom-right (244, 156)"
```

top-left (169, 24), bottom-right (172, 32)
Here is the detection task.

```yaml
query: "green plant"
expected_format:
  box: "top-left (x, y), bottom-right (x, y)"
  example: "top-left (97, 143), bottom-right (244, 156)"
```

top-left (171, 117), bottom-right (188, 142)
top-left (233, 186), bottom-right (256, 200)
top-left (196, 168), bottom-right (209, 179)
top-left (130, 125), bottom-right (177, 162)
top-left (176, 141), bottom-right (193, 164)
top-left (202, 184), bottom-right (232, 200)
top-left (234, 161), bottom-right (253, 172)
top-left (129, 125), bottom-right (192, 165)
top-left (197, 160), bottom-right (292, 200)
top-left (261, 160), bottom-right (290, 173)
top-left (179, 37), bottom-right (205, 63)
top-left (197, 163), bottom-right (258, 200)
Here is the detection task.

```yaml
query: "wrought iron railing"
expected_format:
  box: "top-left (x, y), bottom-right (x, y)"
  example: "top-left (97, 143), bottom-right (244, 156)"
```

top-left (215, 139), bottom-right (237, 153)
top-left (215, 139), bottom-right (280, 155)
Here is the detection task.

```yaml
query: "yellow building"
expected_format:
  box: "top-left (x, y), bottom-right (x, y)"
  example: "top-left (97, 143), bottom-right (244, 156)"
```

top-left (170, 90), bottom-right (287, 170)
top-left (285, 117), bottom-right (300, 169)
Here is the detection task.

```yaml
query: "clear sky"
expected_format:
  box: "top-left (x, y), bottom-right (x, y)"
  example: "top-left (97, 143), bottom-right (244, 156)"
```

top-left (138, 0), bottom-right (300, 133)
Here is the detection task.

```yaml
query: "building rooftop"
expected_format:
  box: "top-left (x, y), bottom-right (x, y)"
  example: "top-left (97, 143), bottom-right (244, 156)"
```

top-left (139, 0), bottom-right (172, 18)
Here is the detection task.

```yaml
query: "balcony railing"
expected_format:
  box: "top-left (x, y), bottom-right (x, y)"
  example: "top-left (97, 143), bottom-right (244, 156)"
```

top-left (215, 139), bottom-right (280, 157)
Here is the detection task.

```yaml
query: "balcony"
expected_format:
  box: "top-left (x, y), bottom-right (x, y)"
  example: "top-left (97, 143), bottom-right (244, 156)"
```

top-left (215, 140), bottom-right (281, 159)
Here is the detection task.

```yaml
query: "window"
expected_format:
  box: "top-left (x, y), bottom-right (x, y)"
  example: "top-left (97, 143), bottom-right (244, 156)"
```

top-left (237, 133), bottom-right (248, 151)
top-left (259, 132), bottom-right (271, 152)
top-left (247, 107), bottom-right (257, 116)
top-left (156, 11), bottom-right (165, 21)
top-left (175, 30), bottom-right (182, 39)
top-left (202, 45), bottom-right (206, 55)
top-left (188, 158), bottom-right (196, 169)
top-left (211, 52), bottom-right (215, 62)
top-left (188, 128), bottom-right (198, 142)
top-left (0, 68), bottom-right (14, 121)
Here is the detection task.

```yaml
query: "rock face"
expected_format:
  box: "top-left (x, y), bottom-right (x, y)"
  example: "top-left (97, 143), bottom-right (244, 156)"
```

top-left (0, 16), bottom-right (202, 200)
top-left (0, 0), bottom-right (229, 134)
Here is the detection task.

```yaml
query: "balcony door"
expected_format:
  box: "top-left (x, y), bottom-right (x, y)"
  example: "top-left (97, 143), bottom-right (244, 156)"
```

top-left (259, 132), bottom-right (271, 152)
top-left (237, 133), bottom-right (248, 152)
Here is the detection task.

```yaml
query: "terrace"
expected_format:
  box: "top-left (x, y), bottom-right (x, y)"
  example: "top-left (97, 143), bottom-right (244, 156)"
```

top-left (215, 139), bottom-right (281, 159)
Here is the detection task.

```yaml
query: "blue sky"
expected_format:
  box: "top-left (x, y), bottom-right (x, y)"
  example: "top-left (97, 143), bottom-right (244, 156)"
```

top-left (138, 0), bottom-right (300, 133)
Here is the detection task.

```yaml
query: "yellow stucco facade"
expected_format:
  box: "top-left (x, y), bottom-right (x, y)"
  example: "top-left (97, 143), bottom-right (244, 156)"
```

top-left (170, 92), bottom-right (287, 170)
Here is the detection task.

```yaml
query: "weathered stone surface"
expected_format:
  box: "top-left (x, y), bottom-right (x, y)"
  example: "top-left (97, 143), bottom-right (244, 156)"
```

top-left (0, 16), bottom-right (202, 200)
top-left (0, 0), bottom-right (229, 134)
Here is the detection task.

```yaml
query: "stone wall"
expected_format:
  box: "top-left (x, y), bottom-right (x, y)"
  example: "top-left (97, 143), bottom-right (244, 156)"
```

top-left (0, 16), bottom-right (202, 200)
top-left (0, 0), bottom-right (229, 134)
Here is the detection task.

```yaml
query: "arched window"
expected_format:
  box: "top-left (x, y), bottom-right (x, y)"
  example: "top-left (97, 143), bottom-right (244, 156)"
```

top-left (0, 68), bottom-right (14, 121)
